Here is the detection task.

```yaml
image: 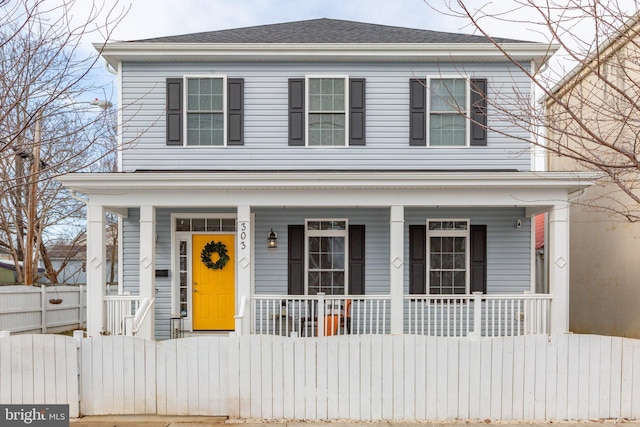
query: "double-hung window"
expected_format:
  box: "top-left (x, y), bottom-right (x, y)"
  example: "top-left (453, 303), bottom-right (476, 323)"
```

top-left (307, 76), bottom-right (347, 146)
top-left (186, 76), bottom-right (225, 146)
top-left (306, 220), bottom-right (348, 295)
top-left (428, 78), bottom-right (469, 147)
top-left (427, 220), bottom-right (469, 294)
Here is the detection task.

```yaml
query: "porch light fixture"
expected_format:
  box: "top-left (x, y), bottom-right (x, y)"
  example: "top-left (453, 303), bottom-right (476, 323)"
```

top-left (267, 229), bottom-right (278, 248)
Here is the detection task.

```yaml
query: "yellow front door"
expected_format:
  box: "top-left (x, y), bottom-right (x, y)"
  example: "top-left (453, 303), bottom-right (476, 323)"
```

top-left (192, 234), bottom-right (235, 330)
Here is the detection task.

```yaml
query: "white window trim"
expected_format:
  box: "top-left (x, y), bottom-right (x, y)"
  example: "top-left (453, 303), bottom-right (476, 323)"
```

top-left (305, 74), bottom-right (349, 148)
top-left (426, 75), bottom-right (471, 148)
top-left (304, 218), bottom-right (349, 295)
top-left (170, 212), bottom-right (239, 332)
top-left (183, 75), bottom-right (228, 147)
top-left (426, 218), bottom-right (471, 295)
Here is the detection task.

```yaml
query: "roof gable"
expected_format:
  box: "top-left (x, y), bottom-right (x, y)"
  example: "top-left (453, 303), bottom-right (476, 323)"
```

top-left (133, 18), bottom-right (529, 44)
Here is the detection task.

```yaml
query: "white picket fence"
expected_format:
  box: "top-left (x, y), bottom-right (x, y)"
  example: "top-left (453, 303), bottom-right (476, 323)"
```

top-left (0, 334), bottom-right (79, 417)
top-left (0, 285), bottom-right (86, 334)
top-left (1, 333), bottom-right (640, 420)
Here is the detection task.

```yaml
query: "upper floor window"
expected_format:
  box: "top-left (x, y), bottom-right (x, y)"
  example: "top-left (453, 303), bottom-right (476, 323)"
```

top-left (186, 77), bottom-right (225, 146)
top-left (166, 76), bottom-right (244, 147)
top-left (409, 77), bottom-right (487, 147)
top-left (428, 78), bottom-right (468, 147)
top-left (307, 77), bottom-right (347, 146)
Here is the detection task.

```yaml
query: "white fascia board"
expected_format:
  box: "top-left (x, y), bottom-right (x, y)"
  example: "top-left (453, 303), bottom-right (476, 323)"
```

top-left (94, 42), bottom-right (559, 67)
top-left (78, 187), bottom-right (577, 209)
top-left (58, 171), bottom-right (599, 194)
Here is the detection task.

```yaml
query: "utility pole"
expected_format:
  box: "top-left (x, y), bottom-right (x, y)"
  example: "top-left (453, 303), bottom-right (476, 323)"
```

top-left (24, 110), bottom-right (41, 286)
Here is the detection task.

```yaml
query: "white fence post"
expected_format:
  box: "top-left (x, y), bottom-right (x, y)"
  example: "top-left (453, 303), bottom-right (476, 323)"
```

top-left (317, 292), bottom-right (325, 337)
top-left (41, 286), bottom-right (47, 333)
top-left (471, 291), bottom-right (483, 338)
top-left (0, 330), bottom-right (9, 338)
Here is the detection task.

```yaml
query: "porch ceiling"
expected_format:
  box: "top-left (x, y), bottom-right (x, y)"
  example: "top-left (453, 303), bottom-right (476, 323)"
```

top-left (58, 171), bottom-right (600, 209)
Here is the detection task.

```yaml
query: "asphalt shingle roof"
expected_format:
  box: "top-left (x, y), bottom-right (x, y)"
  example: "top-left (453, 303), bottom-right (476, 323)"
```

top-left (134, 18), bottom-right (529, 44)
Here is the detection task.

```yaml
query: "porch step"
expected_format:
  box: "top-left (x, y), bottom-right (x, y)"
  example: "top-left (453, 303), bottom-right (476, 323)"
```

top-left (71, 415), bottom-right (227, 426)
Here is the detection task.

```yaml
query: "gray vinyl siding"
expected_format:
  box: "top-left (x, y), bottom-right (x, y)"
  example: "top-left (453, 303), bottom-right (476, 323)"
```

top-left (120, 62), bottom-right (532, 172)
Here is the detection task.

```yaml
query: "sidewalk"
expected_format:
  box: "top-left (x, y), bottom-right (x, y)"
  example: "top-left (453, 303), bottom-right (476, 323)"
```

top-left (70, 417), bottom-right (640, 427)
top-left (70, 415), bottom-right (227, 426)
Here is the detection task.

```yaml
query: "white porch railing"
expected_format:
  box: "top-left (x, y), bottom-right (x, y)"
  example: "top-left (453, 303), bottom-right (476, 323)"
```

top-left (406, 292), bottom-right (552, 337)
top-left (251, 293), bottom-right (391, 336)
top-left (250, 292), bottom-right (551, 337)
top-left (124, 297), bottom-right (154, 336)
top-left (104, 294), bottom-right (140, 335)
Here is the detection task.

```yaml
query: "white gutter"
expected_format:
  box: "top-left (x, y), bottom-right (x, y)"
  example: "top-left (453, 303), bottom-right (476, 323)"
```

top-left (58, 171), bottom-right (600, 193)
top-left (95, 42), bottom-right (559, 67)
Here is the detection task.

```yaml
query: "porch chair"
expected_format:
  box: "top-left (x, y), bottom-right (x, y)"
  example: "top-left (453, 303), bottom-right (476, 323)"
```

top-left (300, 298), bottom-right (352, 336)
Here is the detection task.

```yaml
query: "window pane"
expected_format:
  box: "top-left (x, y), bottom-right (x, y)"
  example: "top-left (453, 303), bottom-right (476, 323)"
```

top-left (309, 253), bottom-right (320, 269)
top-left (430, 113), bottom-right (466, 146)
top-left (176, 218), bottom-right (190, 231)
top-left (431, 79), bottom-right (466, 112)
top-left (309, 113), bottom-right (345, 146)
top-left (206, 218), bottom-right (221, 232)
top-left (222, 218), bottom-right (235, 231)
top-left (192, 218), bottom-right (206, 231)
top-left (308, 221), bottom-right (320, 231)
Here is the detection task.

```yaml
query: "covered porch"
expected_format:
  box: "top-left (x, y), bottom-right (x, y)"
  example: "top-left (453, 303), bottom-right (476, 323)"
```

top-left (58, 171), bottom-right (596, 340)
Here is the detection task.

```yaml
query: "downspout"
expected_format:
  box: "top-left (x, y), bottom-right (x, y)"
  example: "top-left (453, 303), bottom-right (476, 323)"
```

top-left (70, 190), bottom-right (88, 205)
top-left (104, 59), bottom-right (117, 75)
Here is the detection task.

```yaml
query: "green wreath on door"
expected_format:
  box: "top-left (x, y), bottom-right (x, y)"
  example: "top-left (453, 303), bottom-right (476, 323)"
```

top-left (200, 240), bottom-right (229, 270)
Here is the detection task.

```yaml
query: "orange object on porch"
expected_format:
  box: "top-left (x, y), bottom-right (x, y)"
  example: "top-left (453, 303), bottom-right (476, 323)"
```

top-left (323, 315), bottom-right (340, 336)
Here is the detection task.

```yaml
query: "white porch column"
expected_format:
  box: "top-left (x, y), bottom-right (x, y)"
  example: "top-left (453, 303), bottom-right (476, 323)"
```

top-left (236, 205), bottom-right (252, 335)
top-left (86, 204), bottom-right (106, 337)
top-left (548, 201), bottom-right (570, 334)
top-left (139, 205), bottom-right (156, 340)
top-left (390, 205), bottom-right (405, 334)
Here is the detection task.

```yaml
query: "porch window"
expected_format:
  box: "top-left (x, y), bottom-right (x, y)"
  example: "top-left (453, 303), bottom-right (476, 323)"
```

top-left (186, 77), bottom-right (225, 146)
top-left (427, 220), bottom-right (469, 294)
top-left (306, 220), bottom-right (347, 295)
top-left (307, 77), bottom-right (347, 146)
top-left (428, 78), bottom-right (468, 147)
top-left (178, 240), bottom-right (188, 317)
top-left (175, 217), bottom-right (236, 232)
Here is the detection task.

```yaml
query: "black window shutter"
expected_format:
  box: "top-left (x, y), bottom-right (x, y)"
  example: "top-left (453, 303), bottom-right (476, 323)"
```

top-left (166, 78), bottom-right (183, 146)
top-left (409, 225), bottom-right (426, 294)
top-left (409, 79), bottom-right (427, 146)
top-left (470, 224), bottom-right (487, 293)
top-left (349, 78), bottom-right (366, 146)
top-left (470, 78), bottom-right (488, 146)
top-left (227, 78), bottom-right (244, 146)
top-left (288, 78), bottom-right (305, 146)
top-left (288, 225), bottom-right (305, 295)
top-left (349, 225), bottom-right (365, 294)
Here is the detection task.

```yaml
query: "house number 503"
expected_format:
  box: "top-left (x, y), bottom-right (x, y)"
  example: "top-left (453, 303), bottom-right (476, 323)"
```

top-left (240, 223), bottom-right (247, 250)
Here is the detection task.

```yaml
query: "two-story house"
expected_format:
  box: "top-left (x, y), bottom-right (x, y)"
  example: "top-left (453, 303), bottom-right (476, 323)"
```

top-left (59, 19), bottom-right (596, 340)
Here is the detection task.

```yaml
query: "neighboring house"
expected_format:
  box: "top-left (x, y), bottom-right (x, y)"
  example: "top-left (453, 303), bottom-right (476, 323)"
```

top-left (0, 259), bottom-right (45, 284)
top-left (545, 17), bottom-right (640, 338)
top-left (59, 19), bottom-right (596, 340)
top-left (0, 261), bottom-right (17, 284)
top-left (46, 244), bottom-right (118, 286)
